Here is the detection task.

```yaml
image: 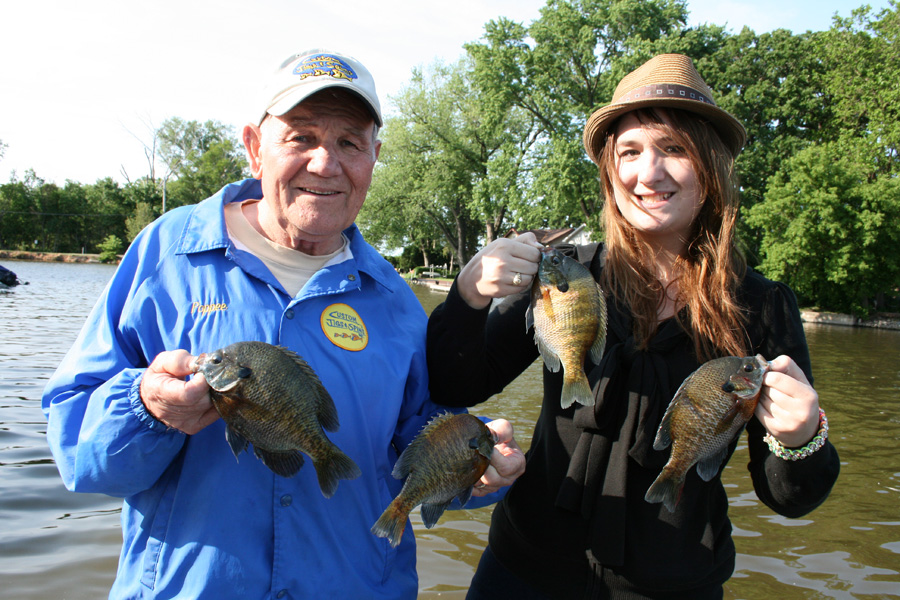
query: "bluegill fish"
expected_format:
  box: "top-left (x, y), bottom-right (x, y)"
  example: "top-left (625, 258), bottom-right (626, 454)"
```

top-left (645, 354), bottom-right (770, 511)
top-left (371, 412), bottom-right (495, 547)
top-left (526, 247), bottom-right (607, 409)
top-left (191, 341), bottom-right (361, 498)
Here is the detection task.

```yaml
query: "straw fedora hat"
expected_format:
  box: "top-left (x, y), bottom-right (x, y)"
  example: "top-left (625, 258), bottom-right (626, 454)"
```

top-left (582, 54), bottom-right (746, 165)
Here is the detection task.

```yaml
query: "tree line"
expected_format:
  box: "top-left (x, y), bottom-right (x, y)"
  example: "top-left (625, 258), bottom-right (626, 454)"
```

top-left (1, 0), bottom-right (897, 317)
top-left (0, 119), bottom-right (247, 259)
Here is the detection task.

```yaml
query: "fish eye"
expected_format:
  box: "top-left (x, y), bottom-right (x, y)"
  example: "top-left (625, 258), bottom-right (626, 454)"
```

top-left (743, 363), bottom-right (755, 373)
top-left (209, 351), bottom-right (223, 365)
top-left (468, 437), bottom-right (480, 450)
top-left (721, 381), bottom-right (735, 393)
top-left (550, 256), bottom-right (561, 266)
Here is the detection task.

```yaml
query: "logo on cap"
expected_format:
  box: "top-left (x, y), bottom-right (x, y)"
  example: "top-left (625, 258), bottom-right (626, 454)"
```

top-left (294, 54), bottom-right (357, 83)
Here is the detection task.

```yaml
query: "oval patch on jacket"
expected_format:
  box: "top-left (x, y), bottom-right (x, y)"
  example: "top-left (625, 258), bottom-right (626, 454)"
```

top-left (321, 303), bottom-right (368, 351)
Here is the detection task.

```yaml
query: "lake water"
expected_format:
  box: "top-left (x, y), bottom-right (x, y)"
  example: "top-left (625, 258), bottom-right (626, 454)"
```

top-left (1, 260), bottom-right (898, 599)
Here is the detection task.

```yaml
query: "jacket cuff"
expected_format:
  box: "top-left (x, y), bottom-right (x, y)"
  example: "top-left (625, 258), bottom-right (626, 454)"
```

top-left (128, 372), bottom-right (173, 433)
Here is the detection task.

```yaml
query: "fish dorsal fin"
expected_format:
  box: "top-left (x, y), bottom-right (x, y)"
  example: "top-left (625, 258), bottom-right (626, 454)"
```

top-left (654, 375), bottom-right (696, 450)
top-left (275, 345), bottom-right (340, 432)
top-left (653, 406), bottom-right (674, 450)
top-left (588, 283), bottom-right (607, 365)
top-left (392, 412), bottom-right (455, 479)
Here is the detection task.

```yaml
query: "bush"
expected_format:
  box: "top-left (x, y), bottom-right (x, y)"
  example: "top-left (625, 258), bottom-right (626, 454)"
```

top-left (97, 235), bottom-right (124, 264)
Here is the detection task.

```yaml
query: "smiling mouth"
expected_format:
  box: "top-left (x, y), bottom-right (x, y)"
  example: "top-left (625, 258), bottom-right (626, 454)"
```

top-left (299, 187), bottom-right (340, 196)
top-left (638, 192), bottom-right (674, 203)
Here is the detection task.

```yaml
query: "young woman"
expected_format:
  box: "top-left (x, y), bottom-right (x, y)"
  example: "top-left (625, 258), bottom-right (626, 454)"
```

top-left (426, 54), bottom-right (839, 599)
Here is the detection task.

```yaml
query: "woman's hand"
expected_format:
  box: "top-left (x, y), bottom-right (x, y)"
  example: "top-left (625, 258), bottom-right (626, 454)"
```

top-left (456, 233), bottom-right (543, 310)
top-left (755, 355), bottom-right (821, 448)
top-left (473, 419), bottom-right (526, 496)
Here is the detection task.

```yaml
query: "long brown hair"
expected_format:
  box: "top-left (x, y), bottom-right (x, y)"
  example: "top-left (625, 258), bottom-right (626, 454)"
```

top-left (598, 108), bottom-right (749, 360)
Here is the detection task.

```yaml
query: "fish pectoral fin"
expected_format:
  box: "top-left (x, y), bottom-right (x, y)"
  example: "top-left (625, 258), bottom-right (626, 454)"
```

top-left (254, 448), bottom-right (304, 478)
top-left (420, 501), bottom-right (452, 529)
top-left (225, 426), bottom-right (250, 459)
top-left (713, 401), bottom-right (743, 435)
top-left (696, 448), bottom-right (728, 481)
top-left (534, 338), bottom-right (561, 372)
top-left (457, 486), bottom-right (474, 508)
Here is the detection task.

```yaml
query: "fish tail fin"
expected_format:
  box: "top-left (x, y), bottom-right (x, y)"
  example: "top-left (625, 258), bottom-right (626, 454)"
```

top-left (644, 469), bottom-right (684, 512)
top-left (314, 448), bottom-right (362, 498)
top-left (371, 500), bottom-right (410, 548)
top-left (561, 372), bottom-right (594, 409)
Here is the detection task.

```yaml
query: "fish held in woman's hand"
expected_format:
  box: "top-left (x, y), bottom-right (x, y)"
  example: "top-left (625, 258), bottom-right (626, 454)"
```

top-left (645, 354), bottom-right (770, 511)
top-left (526, 247), bottom-right (607, 409)
top-left (371, 412), bottom-right (496, 547)
top-left (191, 341), bottom-right (361, 497)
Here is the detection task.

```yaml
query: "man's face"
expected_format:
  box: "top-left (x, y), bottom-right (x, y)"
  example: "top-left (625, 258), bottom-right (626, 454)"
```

top-left (245, 91), bottom-right (381, 254)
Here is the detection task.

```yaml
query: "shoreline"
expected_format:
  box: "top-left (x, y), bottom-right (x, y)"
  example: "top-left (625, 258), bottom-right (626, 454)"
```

top-left (0, 250), bottom-right (101, 264)
top-left (4, 251), bottom-right (898, 330)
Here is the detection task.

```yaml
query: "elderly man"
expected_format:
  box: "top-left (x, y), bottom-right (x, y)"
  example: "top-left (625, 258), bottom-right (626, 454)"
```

top-left (42, 50), bottom-right (524, 599)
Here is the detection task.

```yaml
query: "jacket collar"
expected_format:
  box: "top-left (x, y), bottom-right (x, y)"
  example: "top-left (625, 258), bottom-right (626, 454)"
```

top-left (174, 178), bottom-right (398, 293)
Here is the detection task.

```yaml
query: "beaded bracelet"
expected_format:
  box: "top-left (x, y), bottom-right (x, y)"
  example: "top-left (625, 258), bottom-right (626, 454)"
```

top-left (764, 408), bottom-right (829, 461)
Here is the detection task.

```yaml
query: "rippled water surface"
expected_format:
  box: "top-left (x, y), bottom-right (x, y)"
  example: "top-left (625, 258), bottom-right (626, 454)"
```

top-left (1, 260), bottom-right (898, 599)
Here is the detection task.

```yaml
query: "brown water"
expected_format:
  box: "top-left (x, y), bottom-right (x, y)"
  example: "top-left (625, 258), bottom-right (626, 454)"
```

top-left (1, 261), bottom-right (898, 599)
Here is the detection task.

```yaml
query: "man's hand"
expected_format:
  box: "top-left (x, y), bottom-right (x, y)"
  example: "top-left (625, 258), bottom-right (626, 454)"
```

top-left (140, 350), bottom-right (219, 434)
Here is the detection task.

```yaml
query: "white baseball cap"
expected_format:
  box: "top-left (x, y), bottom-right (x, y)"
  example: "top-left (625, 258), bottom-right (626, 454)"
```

top-left (259, 49), bottom-right (383, 126)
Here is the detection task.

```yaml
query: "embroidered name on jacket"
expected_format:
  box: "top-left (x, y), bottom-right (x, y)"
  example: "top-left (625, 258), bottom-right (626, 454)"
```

top-left (321, 303), bottom-right (368, 351)
top-left (191, 302), bottom-right (227, 316)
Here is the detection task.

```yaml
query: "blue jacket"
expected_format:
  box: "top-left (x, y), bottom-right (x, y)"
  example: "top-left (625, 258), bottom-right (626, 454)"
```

top-left (42, 179), bottom-right (494, 599)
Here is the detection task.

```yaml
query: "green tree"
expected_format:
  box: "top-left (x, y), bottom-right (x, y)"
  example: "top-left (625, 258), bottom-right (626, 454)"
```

top-left (0, 177), bottom-right (38, 250)
top-left (157, 118), bottom-right (248, 210)
top-left (820, 1), bottom-right (900, 174)
top-left (465, 0), bottom-right (694, 229)
top-left (361, 59), bottom-right (539, 265)
top-left (125, 202), bottom-right (158, 242)
top-left (123, 177), bottom-right (163, 237)
top-left (746, 140), bottom-right (900, 316)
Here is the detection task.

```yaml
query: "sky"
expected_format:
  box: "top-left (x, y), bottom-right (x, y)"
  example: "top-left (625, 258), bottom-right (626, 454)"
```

top-left (0, 0), bottom-right (890, 186)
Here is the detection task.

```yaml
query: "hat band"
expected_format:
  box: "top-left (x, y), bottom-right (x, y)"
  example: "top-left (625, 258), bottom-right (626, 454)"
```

top-left (616, 83), bottom-right (716, 107)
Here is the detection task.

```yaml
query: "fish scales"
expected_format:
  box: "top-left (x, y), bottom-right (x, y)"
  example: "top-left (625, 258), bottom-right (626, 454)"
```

top-left (645, 354), bottom-right (769, 511)
top-left (527, 247), bottom-right (607, 409)
top-left (371, 412), bottom-right (495, 547)
top-left (192, 341), bottom-right (361, 498)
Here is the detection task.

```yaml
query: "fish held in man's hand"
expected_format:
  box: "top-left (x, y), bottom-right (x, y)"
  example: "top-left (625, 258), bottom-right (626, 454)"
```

top-left (191, 341), bottom-right (360, 497)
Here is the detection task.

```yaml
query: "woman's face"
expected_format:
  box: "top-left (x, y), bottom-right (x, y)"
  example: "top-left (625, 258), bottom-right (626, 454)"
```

top-left (611, 111), bottom-right (702, 251)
